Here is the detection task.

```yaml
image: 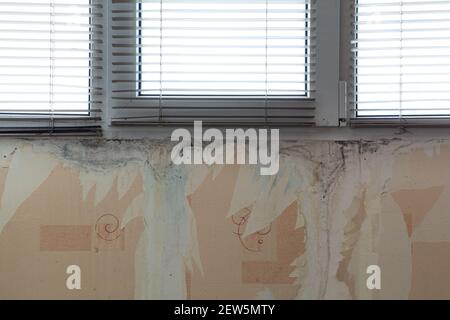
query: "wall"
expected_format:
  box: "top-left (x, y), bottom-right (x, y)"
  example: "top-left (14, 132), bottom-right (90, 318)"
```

top-left (0, 137), bottom-right (448, 299)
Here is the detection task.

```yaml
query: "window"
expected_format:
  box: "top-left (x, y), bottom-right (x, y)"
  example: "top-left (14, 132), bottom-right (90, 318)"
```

top-left (138, 0), bottom-right (311, 97)
top-left (0, 0), bottom-right (103, 134)
top-left (110, 0), bottom-right (335, 127)
top-left (352, 0), bottom-right (450, 120)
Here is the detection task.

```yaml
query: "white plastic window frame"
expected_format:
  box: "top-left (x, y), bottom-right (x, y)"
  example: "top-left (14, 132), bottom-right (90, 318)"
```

top-left (105, 0), bottom-right (340, 128)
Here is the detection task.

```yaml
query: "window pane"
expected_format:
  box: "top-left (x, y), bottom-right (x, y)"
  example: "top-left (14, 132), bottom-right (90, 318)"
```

top-left (354, 0), bottom-right (450, 117)
top-left (0, 0), bottom-right (91, 114)
top-left (140, 0), bottom-right (311, 97)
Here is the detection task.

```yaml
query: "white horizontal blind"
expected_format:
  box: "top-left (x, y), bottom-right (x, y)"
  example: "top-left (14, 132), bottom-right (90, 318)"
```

top-left (111, 0), bottom-right (316, 126)
top-left (0, 0), bottom-right (103, 135)
top-left (352, 0), bottom-right (450, 122)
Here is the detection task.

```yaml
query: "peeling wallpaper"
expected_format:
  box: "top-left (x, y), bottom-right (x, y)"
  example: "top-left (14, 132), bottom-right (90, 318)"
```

top-left (0, 138), bottom-right (448, 299)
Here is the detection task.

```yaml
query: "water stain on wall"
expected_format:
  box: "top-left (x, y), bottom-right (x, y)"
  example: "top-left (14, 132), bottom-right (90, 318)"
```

top-left (336, 189), bottom-right (367, 299)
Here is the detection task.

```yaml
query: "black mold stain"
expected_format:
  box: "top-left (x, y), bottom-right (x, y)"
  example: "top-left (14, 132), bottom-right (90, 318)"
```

top-left (34, 138), bottom-right (172, 170)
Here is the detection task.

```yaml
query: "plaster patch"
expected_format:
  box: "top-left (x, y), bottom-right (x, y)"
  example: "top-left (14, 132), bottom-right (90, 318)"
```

top-left (40, 225), bottom-right (92, 251)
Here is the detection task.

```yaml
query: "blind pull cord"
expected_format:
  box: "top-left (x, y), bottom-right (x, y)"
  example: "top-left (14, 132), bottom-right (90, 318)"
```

top-left (49, 1), bottom-right (55, 128)
top-left (158, 0), bottom-right (163, 123)
top-left (264, 0), bottom-right (269, 126)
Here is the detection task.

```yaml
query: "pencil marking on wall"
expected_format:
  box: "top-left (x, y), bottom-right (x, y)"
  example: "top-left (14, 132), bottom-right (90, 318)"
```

top-left (232, 207), bottom-right (272, 253)
top-left (95, 214), bottom-right (123, 242)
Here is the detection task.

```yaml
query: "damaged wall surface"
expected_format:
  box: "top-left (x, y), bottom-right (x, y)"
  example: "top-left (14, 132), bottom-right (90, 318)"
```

top-left (0, 137), bottom-right (448, 299)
